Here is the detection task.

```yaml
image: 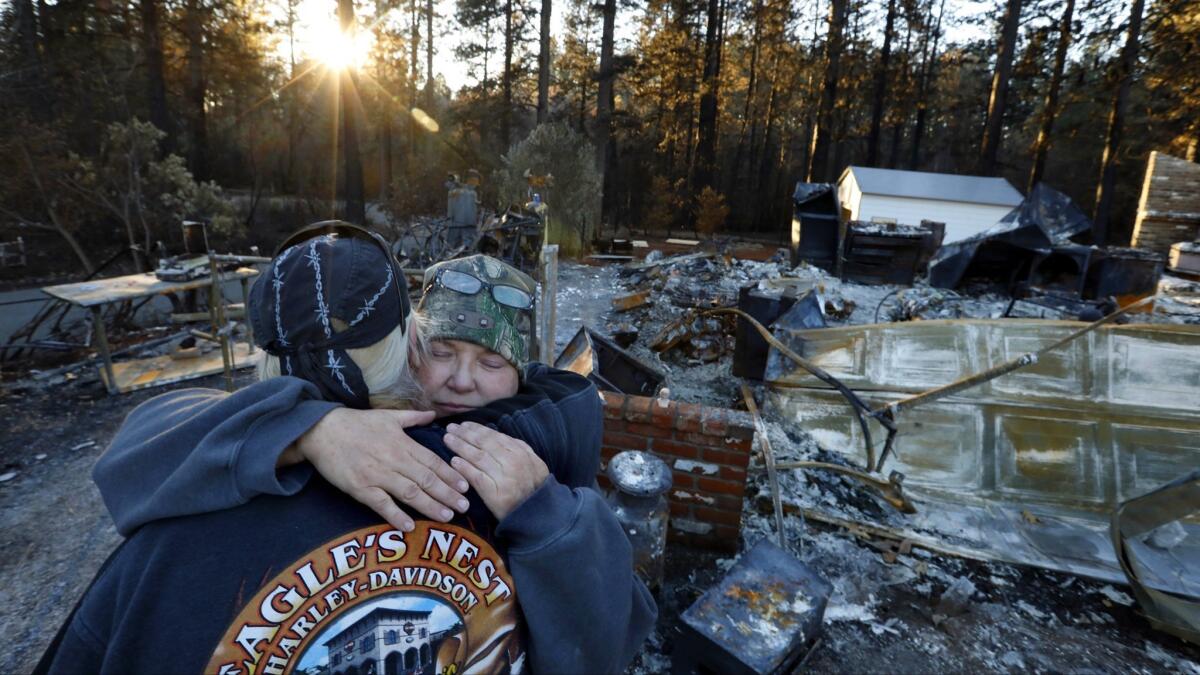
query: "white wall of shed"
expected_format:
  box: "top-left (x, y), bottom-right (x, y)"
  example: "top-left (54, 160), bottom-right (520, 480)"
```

top-left (837, 172), bottom-right (862, 219)
top-left (854, 195), bottom-right (1012, 243)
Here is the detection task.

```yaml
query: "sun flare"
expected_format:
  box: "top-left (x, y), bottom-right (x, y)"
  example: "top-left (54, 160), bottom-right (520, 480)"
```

top-left (308, 23), bottom-right (372, 71)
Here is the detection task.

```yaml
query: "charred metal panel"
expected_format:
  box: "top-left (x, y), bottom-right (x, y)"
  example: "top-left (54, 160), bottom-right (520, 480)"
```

top-left (765, 319), bottom-right (1200, 584)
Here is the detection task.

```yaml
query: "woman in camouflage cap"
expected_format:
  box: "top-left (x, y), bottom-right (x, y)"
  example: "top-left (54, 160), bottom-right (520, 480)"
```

top-left (415, 254), bottom-right (539, 418)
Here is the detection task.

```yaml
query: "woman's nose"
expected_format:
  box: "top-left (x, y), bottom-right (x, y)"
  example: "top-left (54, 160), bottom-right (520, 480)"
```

top-left (447, 360), bottom-right (475, 392)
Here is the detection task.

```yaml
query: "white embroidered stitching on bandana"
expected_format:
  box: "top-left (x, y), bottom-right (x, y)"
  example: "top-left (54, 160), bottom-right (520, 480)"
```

top-left (348, 262), bottom-right (393, 328)
top-left (271, 246), bottom-right (297, 348)
top-left (306, 238), bottom-right (334, 339)
top-left (325, 349), bottom-right (354, 395)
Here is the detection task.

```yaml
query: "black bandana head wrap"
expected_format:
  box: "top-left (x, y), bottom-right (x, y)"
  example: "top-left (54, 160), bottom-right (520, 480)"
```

top-left (248, 226), bottom-right (410, 408)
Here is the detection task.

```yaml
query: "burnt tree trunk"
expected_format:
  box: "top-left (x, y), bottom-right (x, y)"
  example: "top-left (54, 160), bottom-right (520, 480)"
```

top-left (979, 0), bottom-right (1022, 175)
top-left (806, 0), bottom-right (849, 182)
top-left (1092, 0), bottom-right (1146, 244)
top-left (866, 0), bottom-right (897, 166)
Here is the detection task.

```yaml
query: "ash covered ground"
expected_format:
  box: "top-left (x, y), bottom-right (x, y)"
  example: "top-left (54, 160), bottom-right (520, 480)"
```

top-left (1, 253), bottom-right (1197, 673)
top-left (557, 254), bottom-right (1200, 673)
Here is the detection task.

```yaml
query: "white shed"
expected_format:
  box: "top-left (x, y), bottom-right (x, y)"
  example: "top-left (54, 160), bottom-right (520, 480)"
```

top-left (836, 167), bottom-right (1024, 244)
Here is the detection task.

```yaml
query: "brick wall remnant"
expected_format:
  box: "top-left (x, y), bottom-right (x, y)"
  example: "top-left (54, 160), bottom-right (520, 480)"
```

top-left (1131, 152), bottom-right (1200, 255)
top-left (597, 391), bottom-right (755, 552)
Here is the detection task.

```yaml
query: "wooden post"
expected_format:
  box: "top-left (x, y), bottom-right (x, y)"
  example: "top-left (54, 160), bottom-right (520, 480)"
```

top-left (538, 244), bottom-right (559, 363)
top-left (90, 306), bottom-right (117, 394)
top-left (240, 277), bottom-right (255, 354)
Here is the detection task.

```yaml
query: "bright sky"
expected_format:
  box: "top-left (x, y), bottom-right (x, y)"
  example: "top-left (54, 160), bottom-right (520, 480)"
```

top-left (275, 0), bottom-right (994, 97)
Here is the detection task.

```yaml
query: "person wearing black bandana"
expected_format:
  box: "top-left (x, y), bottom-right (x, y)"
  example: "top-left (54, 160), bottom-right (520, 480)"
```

top-left (39, 223), bottom-right (656, 674)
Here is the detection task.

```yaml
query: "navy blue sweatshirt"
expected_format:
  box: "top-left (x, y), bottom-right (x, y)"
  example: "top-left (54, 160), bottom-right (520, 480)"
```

top-left (53, 365), bottom-right (655, 674)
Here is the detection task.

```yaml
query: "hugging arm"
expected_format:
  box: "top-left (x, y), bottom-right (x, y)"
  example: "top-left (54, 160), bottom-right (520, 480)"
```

top-left (93, 377), bottom-right (468, 535)
top-left (456, 369), bottom-right (658, 674)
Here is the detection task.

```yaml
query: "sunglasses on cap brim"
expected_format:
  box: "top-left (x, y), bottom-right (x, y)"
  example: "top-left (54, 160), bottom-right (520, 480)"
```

top-left (275, 220), bottom-right (408, 311)
top-left (430, 268), bottom-right (534, 310)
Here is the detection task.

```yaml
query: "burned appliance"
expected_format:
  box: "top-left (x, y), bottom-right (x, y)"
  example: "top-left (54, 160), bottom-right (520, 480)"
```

top-left (789, 182), bottom-right (840, 271)
top-left (554, 326), bottom-right (665, 397)
top-left (674, 539), bottom-right (832, 674)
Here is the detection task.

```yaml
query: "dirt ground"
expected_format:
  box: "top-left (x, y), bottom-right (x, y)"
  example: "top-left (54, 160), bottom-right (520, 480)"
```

top-left (0, 370), bottom-right (258, 674)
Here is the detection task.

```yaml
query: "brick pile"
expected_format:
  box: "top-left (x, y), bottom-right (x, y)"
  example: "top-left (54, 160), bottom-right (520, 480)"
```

top-left (1132, 151), bottom-right (1200, 255)
top-left (596, 391), bottom-right (756, 552)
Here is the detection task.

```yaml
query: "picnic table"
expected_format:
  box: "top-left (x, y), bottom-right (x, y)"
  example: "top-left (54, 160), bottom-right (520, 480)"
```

top-left (41, 268), bottom-right (260, 394)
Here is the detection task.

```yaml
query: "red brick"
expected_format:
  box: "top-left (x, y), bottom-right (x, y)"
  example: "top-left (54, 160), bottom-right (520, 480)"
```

top-left (694, 507), bottom-right (743, 527)
top-left (700, 408), bottom-right (730, 436)
top-left (701, 447), bottom-right (747, 467)
top-left (650, 397), bottom-right (677, 428)
top-left (600, 445), bottom-right (620, 459)
top-left (602, 430), bottom-right (646, 451)
top-left (714, 524), bottom-right (741, 543)
top-left (720, 436), bottom-right (754, 455)
top-left (626, 421), bottom-right (673, 439)
top-left (697, 476), bottom-right (745, 496)
top-left (624, 396), bottom-right (654, 423)
top-left (669, 501), bottom-right (690, 518)
top-left (674, 402), bottom-right (704, 432)
top-left (712, 494), bottom-right (744, 512)
top-left (651, 439), bottom-right (700, 459)
top-left (596, 474), bottom-right (613, 490)
top-left (678, 431), bottom-right (718, 447)
top-left (602, 392), bottom-right (628, 420)
top-left (726, 421), bottom-right (756, 440)
top-left (671, 470), bottom-right (697, 490)
top-left (719, 464), bottom-right (748, 482)
top-left (603, 418), bottom-right (627, 433)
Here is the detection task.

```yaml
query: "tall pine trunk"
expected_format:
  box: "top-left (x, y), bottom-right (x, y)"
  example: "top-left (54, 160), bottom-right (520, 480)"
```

top-left (1092, 0), bottom-right (1145, 244)
top-left (501, 0), bottom-right (514, 149)
top-left (596, 0), bottom-right (616, 224)
top-left (979, 0), bottom-right (1022, 175)
top-left (694, 0), bottom-right (724, 191)
top-left (537, 0), bottom-right (551, 123)
top-left (139, 0), bottom-right (174, 150)
top-left (1027, 0), bottom-right (1074, 191)
top-left (184, 0), bottom-right (208, 180)
top-left (425, 0), bottom-right (433, 109)
top-left (910, 0), bottom-right (945, 170)
top-left (866, 0), bottom-right (897, 166)
top-left (807, 0), bottom-right (849, 182)
top-left (338, 0), bottom-right (366, 224)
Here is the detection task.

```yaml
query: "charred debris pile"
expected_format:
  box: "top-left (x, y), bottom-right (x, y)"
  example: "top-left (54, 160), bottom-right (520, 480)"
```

top-left (565, 234), bottom-right (1198, 671)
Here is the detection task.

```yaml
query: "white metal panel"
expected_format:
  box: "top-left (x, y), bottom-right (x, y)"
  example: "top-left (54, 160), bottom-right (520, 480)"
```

top-left (855, 195), bottom-right (1013, 243)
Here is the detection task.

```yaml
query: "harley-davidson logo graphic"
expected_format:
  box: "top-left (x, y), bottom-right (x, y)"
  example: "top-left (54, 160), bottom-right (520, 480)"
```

top-left (207, 522), bottom-right (523, 675)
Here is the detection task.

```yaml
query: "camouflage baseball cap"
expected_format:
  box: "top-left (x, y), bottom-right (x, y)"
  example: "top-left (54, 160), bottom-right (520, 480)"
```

top-left (419, 255), bottom-right (537, 370)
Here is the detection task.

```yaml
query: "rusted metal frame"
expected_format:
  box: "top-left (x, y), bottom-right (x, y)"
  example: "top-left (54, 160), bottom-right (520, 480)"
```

top-left (869, 294), bottom-right (1157, 471)
top-left (741, 384), bottom-right (788, 551)
top-left (701, 307), bottom-right (889, 470)
top-left (208, 256), bottom-right (235, 392)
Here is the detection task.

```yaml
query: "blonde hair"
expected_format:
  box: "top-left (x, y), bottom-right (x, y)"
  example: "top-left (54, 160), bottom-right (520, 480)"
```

top-left (257, 311), bottom-right (431, 410)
